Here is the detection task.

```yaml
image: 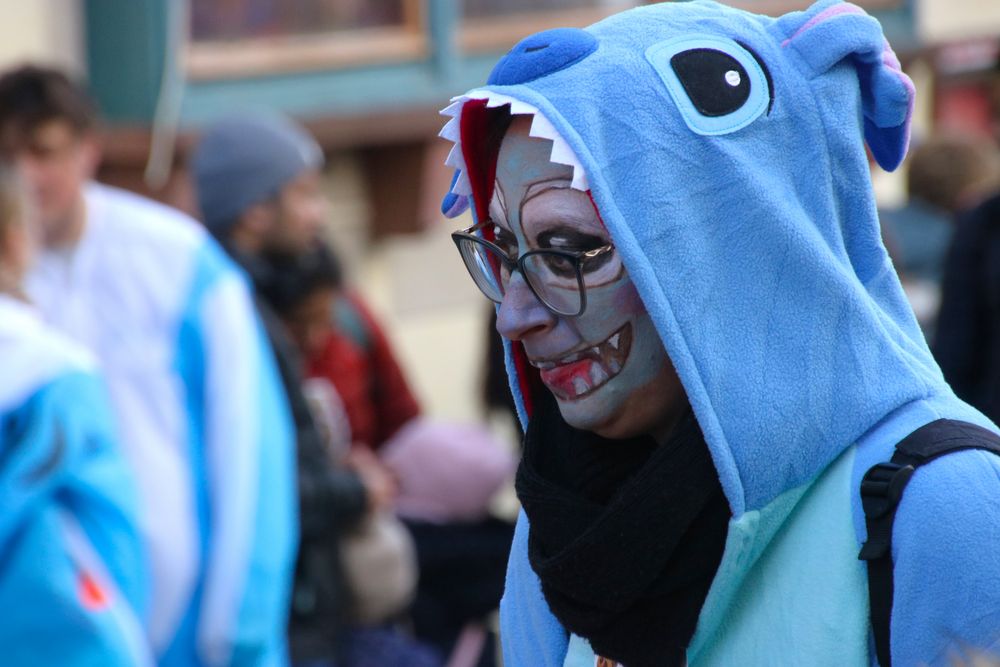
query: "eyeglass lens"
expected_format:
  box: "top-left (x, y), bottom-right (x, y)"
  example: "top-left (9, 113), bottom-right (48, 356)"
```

top-left (456, 238), bottom-right (584, 315)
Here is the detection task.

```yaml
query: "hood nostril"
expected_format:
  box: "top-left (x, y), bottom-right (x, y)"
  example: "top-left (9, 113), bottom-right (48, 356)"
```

top-left (488, 27), bottom-right (598, 86)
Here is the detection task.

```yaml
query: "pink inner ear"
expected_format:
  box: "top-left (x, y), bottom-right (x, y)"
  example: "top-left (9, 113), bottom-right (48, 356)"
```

top-left (781, 3), bottom-right (866, 48)
top-left (881, 38), bottom-right (916, 102)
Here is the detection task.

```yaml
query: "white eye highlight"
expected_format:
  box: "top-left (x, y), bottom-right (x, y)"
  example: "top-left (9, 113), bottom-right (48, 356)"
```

top-left (725, 70), bottom-right (742, 87)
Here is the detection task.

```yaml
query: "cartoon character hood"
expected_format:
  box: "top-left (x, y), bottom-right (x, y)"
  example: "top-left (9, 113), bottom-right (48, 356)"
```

top-left (441, 0), bottom-right (944, 517)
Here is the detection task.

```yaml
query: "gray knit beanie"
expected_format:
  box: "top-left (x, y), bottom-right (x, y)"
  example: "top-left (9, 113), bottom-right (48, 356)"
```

top-left (191, 113), bottom-right (323, 233)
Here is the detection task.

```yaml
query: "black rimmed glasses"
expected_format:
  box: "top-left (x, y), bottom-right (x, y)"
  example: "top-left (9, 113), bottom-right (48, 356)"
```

top-left (451, 221), bottom-right (617, 317)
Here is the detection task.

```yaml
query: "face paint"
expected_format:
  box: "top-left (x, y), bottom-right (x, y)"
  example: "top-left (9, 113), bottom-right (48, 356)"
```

top-left (494, 115), bottom-right (686, 441)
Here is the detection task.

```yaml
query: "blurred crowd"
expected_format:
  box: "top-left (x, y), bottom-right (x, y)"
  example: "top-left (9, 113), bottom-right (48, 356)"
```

top-left (0, 65), bottom-right (516, 667)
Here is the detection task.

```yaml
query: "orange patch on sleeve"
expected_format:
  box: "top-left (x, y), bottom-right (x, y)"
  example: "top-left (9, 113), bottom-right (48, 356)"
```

top-left (79, 571), bottom-right (110, 611)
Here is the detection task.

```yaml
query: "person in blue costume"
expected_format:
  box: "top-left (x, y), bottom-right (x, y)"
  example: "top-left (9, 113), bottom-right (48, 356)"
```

top-left (0, 65), bottom-right (297, 667)
top-left (0, 165), bottom-right (153, 666)
top-left (441, 1), bottom-right (1000, 665)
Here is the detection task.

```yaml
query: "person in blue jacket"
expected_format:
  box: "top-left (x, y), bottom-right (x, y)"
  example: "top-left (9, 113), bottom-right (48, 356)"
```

top-left (0, 66), bottom-right (297, 667)
top-left (441, 1), bottom-right (1000, 665)
top-left (0, 164), bottom-right (153, 666)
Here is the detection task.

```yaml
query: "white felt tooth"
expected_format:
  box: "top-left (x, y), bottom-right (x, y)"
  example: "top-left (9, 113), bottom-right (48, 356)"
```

top-left (454, 170), bottom-right (473, 196)
top-left (547, 137), bottom-right (589, 191)
top-left (440, 100), bottom-right (465, 117)
top-left (508, 100), bottom-right (536, 116)
top-left (475, 90), bottom-right (536, 117)
top-left (484, 93), bottom-right (512, 108)
top-left (444, 144), bottom-right (465, 170)
top-left (548, 138), bottom-right (576, 167)
top-left (528, 112), bottom-right (559, 141)
top-left (438, 117), bottom-right (460, 141)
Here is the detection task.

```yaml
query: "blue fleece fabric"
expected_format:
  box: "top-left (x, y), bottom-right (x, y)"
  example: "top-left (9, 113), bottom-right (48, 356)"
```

top-left (447, 0), bottom-right (1000, 664)
top-left (0, 372), bottom-right (152, 666)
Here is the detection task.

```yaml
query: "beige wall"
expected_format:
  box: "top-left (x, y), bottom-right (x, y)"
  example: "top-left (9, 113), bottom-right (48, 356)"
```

top-left (0, 1), bottom-right (83, 72)
top-left (918, 0), bottom-right (1000, 44)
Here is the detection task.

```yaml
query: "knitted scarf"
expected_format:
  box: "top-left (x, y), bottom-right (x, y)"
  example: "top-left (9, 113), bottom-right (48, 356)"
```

top-left (516, 392), bottom-right (731, 667)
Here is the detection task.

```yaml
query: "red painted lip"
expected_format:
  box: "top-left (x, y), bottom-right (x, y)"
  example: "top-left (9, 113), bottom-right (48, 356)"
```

top-left (533, 323), bottom-right (632, 401)
top-left (539, 358), bottom-right (595, 400)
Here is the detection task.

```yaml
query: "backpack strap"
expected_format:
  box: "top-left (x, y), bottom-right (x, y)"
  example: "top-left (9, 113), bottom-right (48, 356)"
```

top-left (858, 418), bottom-right (1000, 667)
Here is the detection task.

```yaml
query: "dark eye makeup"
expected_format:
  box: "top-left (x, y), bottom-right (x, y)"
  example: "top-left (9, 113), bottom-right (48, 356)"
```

top-left (536, 229), bottom-right (606, 252)
top-left (490, 223), bottom-right (518, 257)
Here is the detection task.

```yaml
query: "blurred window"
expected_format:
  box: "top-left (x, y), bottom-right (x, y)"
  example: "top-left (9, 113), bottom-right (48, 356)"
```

top-left (462, 0), bottom-right (606, 19)
top-left (187, 0), bottom-right (424, 80)
top-left (459, 0), bottom-right (635, 53)
top-left (191, 1), bottom-right (407, 42)
top-left (458, 0), bottom-right (903, 53)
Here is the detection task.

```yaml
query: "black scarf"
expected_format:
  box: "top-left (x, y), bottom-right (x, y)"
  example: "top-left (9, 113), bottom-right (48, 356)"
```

top-left (516, 391), bottom-right (731, 667)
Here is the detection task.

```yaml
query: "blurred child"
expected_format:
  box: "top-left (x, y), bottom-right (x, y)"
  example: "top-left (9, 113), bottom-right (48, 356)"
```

top-left (259, 242), bottom-right (420, 452)
top-left (0, 165), bottom-right (153, 665)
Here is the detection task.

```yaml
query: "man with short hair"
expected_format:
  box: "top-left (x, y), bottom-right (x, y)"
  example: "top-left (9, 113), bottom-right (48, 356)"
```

top-left (0, 65), bottom-right (297, 667)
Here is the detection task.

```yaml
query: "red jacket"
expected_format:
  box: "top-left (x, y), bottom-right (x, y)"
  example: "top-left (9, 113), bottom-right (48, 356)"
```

top-left (305, 293), bottom-right (421, 450)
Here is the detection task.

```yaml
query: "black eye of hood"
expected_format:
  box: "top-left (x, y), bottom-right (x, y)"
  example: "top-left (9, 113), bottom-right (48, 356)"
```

top-left (670, 48), bottom-right (751, 117)
top-left (646, 36), bottom-right (773, 136)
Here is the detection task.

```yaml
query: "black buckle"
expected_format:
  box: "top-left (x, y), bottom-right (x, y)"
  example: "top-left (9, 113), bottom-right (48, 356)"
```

top-left (858, 462), bottom-right (915, 562)
top-left (860, 462), bottom-right (915, 518)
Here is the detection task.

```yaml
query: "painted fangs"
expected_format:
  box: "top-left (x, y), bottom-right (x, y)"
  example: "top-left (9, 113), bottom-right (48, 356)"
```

top-left (589, 363), bottom-right (609, 386)
top-left (534, 323), bottom-right (634, 401)
top-left (535, 324), bottom-right (632, 370)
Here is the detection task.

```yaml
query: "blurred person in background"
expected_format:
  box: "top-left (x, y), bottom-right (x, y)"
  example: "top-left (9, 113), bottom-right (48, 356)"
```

top-left (934, 180), bottom-right (1000, 427)
top-left (880, 133), bottom-right (1000, 334)
top-left (0, 66), bottom-right (297, 667)
top-left (265, 241), bottom-right (420, 453)
top-left (0, 165), bottom-right (153, 665)
top-left (259, 238), bottom-right (515, 667)
top-left (190, 114), bottom-right (439, 667)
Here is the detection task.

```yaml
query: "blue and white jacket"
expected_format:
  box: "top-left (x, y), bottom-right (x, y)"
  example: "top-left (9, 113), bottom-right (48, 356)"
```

top-left (26, 183), bottom-right (298, 667)
top-left (0, 295), bottom-right (152, 666)
top-left (440, 1), bottom-right (1000, 664)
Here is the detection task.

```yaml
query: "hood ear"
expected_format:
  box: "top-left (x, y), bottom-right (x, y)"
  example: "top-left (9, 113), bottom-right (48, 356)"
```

top-left (779, 0), bottom-right (914, 171)
top-left (441, 171), bottom-right (470, 218)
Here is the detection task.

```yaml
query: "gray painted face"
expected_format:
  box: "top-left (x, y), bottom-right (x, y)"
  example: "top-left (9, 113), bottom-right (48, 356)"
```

top-left (493, 115), bottom-right (685, 440)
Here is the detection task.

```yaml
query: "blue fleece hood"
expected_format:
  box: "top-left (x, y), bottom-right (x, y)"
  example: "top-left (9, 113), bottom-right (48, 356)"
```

top-left (441, 0), bottom-right (943, 517)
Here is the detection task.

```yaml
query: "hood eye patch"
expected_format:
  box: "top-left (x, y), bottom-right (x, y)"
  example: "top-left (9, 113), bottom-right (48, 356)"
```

top-left (670, 49), bottom-right (751, 117)
top-left (647, 36), bottom-right (772, 136)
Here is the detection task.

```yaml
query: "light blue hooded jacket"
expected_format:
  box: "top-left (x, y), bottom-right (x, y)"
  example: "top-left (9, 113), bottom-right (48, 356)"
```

top-left (440, 1), bottom-right (1000, 664)
top-left (0, 295), bottom-right (152, 666)
top-left (26, 183), bottom-right (298, 667)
